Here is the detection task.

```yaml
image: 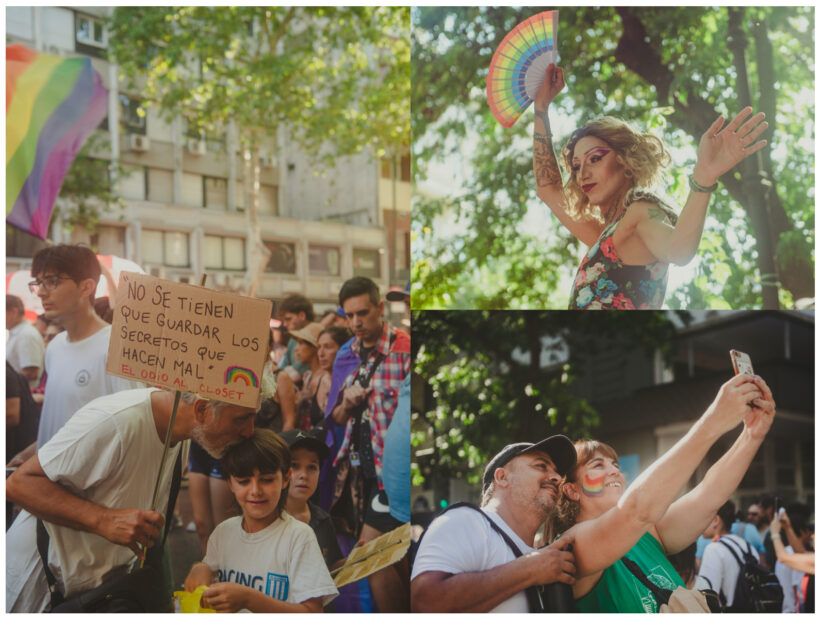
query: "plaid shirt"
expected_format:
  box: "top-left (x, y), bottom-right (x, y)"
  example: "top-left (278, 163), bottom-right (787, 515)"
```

top-left (333, 323), bottom-right (410, 488)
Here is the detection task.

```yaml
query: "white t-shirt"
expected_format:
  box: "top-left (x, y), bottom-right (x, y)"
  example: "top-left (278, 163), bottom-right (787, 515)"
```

top-left (696, 533), bottom-right (760, 607)
top-left (38, 325), bottom-right (140, 448)
top-left (204, 512), bottom-right (338, 607)
top-left (6, 388), bottom-right (187, 610)
top-left (6, 320), bottom-right (44, 386)
top-left (411, 506), bottom-right (532, 612)
top-left (775, 546), bottom-right (803, 613)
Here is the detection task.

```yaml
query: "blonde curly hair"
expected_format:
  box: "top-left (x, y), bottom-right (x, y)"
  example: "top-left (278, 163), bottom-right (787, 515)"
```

top-left (561, 117), bottom-right (672, 223)
top-left (544, 439), bottom-right (620, 543)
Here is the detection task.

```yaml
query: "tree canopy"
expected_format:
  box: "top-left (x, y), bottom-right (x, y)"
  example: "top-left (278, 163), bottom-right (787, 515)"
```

top-left (412, 7), bottom-right (814, 310)
top-left (412, 310), bottom-right (683, 486)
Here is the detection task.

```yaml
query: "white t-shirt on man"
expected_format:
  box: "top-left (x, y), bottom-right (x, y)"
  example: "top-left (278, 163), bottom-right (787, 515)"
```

top-left (775, 546), bottom-right (803, 613)
top-left (204, 512), bottom-right (338, 607)
top-left (411, 506), bottom-right (532, 612)
top-left (37, 325), bottom-right (140, 448)
top-left (6, 319), bottom-right (44, 387)
top-left (6, 388), bottom-right (187, 611)
top-left (696, 533), bottom-right (760, 607)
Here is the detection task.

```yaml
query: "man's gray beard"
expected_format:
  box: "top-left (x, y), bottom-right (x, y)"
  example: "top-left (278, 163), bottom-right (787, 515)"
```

top-left (190, 424), bottom-right (229, 459)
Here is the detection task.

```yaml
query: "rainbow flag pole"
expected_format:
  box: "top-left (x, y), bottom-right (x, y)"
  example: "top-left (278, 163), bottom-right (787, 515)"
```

top-left (6, 44), bottom-right (108, 239)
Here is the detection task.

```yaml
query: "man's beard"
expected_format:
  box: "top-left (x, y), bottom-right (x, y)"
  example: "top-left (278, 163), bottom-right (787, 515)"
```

top-left (511, 481), bottom-right (557, 519)
top-left (191, 424), bottom-right (231, 459)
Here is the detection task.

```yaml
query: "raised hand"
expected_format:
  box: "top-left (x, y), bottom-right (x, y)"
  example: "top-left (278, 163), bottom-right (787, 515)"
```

top-left (534, 64), bottom-right (566, 114)
top-left (742, 375), bottom-right (776, 441)
top-left (702, 374), bottom-right (763, 437)
top-left (693, 107), bottom-right (768, 186)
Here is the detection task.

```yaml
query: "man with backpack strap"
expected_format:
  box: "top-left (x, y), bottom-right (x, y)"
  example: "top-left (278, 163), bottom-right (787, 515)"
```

top-left (411, 436), bottom-right (578, 612)
top-left (696, 499), bottom-right (784, 612)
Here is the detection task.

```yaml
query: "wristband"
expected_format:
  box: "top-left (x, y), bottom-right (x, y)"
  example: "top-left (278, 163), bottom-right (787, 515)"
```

top-left (688, 173), bottom-right (718, 193)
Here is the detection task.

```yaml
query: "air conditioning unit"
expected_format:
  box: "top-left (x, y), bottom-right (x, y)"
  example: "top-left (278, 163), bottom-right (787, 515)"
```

top-left (186, 138), bottom-right (206, 155)
top-left (129, 134), bottom-right (150, 152)
top-left (259, 152), bottom-right (277, 168)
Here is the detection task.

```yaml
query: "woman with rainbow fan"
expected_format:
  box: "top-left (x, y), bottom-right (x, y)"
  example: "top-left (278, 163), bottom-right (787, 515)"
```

top-left (532, 64), bottom-right (768, 310)
top-left (543, 373), bottom-right (776, 612)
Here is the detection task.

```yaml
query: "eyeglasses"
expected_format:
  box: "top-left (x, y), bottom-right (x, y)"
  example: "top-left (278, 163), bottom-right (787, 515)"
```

top-left (28, 275), bottom-right (73, 293)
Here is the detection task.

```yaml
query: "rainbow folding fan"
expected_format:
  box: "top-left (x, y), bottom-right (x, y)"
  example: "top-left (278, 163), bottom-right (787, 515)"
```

top-left (487, 10), bottom-right (559, 128)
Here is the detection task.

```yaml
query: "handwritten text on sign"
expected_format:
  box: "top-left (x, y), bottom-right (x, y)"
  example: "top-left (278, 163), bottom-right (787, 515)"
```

top-left (106, 273), bottom-right (272, 407)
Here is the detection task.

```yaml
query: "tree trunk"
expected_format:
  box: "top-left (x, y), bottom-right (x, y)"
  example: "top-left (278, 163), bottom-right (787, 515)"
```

top-left (240, 131), bottom-right (271, 298)
top-left (614, 7), bottom-right (812, 307)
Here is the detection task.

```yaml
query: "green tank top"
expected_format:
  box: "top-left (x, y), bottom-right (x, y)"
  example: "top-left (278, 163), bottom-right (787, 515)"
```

top-left (576, 532), bottom-right (684, 613)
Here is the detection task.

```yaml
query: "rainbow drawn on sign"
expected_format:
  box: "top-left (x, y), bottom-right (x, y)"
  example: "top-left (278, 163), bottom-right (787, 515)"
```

top-left (487, 10), bottom-right (559, 128)
top-left (224, 366), bottom-right (258, 387)
top-left (581, 474), bottom-right (604, 495)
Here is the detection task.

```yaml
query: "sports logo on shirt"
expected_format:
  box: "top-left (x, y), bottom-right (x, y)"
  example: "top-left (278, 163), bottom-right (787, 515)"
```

top-left (265, 573), bottom-right (289, 600)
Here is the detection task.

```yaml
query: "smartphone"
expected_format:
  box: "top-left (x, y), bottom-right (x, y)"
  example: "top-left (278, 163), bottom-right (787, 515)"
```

top-left (730, 349), bottom-right (754, 376)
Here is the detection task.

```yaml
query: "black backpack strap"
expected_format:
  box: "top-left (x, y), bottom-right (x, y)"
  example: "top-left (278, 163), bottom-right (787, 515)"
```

top-left (420, 502), bottom-right (547, 612)
top-left (718, 536), bottom-right (751, 568)
top-left (620, 555), bottom-right (672, 606)
top-left (35, 446), bottom-right (184, 607)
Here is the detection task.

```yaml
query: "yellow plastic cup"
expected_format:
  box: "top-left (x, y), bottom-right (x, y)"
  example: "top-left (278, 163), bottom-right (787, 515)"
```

top-left (174, 586), bottom-right (215, 613)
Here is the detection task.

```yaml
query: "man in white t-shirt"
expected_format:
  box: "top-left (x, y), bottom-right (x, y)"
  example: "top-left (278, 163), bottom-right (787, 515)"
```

top-left (6, 388), bottom-right (259, 612)
top-left (696, 499), bottom-right (763, 607)
top-left (9, 245), bottom-right (139, 465)
top-left (411, 436), bottom-right (578, 612)
top-left (6, 294), bottom-right (44, 388)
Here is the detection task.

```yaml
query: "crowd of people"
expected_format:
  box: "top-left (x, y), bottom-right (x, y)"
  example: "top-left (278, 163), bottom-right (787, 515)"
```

top-left (6, 243), bottom-right (411, 612)
top-left (411, 375), bottom-right (815, 613)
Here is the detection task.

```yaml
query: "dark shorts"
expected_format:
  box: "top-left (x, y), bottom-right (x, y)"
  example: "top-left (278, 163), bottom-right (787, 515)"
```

top-left (188, 441), bottom-right (225, 479)
top-left (363, 481), bottom-right (404, 534)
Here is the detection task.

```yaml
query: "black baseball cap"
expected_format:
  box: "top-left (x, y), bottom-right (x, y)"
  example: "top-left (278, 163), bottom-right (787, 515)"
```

top-left (482, 435), bottom-right (576, 493)
top-left (278, 429), bottom-right (330, 460)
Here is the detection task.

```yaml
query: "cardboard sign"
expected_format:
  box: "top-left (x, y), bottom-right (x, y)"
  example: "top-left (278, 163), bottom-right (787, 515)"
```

top-left (332, 523), bottom-right (410, 588)
top-left (106, 273), bottom-right (272, 407)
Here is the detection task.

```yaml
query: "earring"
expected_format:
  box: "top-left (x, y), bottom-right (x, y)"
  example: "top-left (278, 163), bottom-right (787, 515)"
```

top-left (624, 169), bottom-right (633, 179)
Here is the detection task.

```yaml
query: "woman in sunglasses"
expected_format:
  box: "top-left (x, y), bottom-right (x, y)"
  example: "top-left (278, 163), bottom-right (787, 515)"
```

top-left (533, 64), bottom-right (768, 309)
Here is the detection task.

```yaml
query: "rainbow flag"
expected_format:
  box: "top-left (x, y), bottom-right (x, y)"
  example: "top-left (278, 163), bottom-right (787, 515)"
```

top-left (6, 44), bottom-right (108, 239)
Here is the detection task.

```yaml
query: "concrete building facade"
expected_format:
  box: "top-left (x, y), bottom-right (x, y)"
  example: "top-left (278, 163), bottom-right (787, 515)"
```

top-left (6, 6), bottom-right (410, 318)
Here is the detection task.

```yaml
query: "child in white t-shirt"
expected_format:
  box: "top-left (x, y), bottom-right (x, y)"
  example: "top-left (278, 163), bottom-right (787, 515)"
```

top-left (184, 429), bottom-right (338, 612)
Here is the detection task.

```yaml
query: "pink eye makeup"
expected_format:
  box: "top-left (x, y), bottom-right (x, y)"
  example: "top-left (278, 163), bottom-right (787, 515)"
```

top-left (571, 148), bottom-right (611, 171)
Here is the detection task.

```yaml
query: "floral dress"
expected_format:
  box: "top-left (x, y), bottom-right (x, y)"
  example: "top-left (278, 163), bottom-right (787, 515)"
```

top-left (569, 190), bottom-right (674, 310)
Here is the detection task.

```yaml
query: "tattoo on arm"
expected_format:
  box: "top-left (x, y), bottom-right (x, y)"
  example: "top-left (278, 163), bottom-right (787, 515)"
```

top-left (534, 135), bottom-right (563, 188)
top-left (647, 207), bottom-right (670, 224)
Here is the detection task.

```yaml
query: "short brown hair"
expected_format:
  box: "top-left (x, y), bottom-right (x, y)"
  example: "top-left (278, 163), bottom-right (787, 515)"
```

top-left (278, 293), bottom-right (314, 322)
top-left (222, 429), bottom-right (291, 518)
top-left (31, 244), bottom-right (101, 303)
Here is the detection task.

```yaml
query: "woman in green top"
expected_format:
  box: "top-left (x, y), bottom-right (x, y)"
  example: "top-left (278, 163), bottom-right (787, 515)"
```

top-left (545, 373), bottom-right (775, 612)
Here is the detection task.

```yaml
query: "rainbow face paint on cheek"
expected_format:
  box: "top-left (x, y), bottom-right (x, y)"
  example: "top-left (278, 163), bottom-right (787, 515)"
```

top-left (581, 474), bottom-right (605, 496)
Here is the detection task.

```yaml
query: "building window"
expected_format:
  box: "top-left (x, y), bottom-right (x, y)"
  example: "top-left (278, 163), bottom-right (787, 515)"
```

top-left (181, 173), bottom-right (203, 207)
top-left (90, 226), bottom-right (126, 256)
top-left (119, 94), bottom-right (146, 136)
top-left (75, 13), bottom-right (106, 49)
top-left (142, 229), bottom-right (189, 267)
top-left (308, 244), bottom-right (340, 276)
top-left (380, 153), bottom-right (411, 182)
top-left (120, 165), bottom-right (146, 201)
top-left (204, 235), bottom-right (245, 271)
top-left (6, 224), bottom-right (48, 259)
top-left (353, 247), bottom-right (381, 278)
top-left (264, 241), bottom-right (296, 274)
top-left (184, 117), bottom-right (226, 153)
top-left (147, 168), bottom-right (173, 203)
top-left (204, 177), bottom-right (228, 210)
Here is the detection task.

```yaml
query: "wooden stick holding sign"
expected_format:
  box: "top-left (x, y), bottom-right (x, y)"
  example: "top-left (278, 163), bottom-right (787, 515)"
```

top-left (331, 522), bottom-right (411, 588)
top-left (106, 273), bottom-right (272, 567)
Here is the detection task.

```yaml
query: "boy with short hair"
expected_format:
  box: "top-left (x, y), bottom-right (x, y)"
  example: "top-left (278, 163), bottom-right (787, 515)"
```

top-left (280, 429), bottom-right (344, 568)
top-left (184, 429), bottom-right (337, 612)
